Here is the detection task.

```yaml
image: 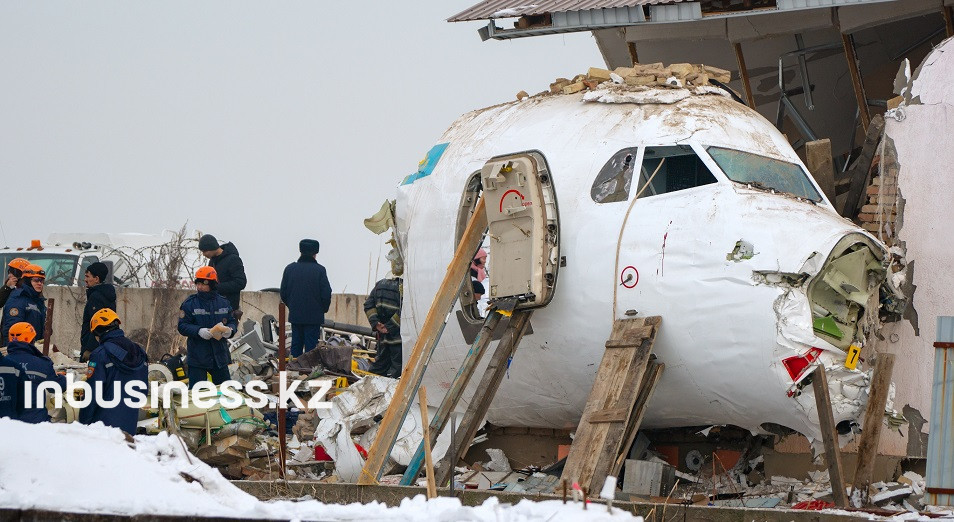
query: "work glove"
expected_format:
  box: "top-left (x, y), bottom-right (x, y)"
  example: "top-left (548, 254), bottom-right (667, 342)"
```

top-left (198, 328), bottom-right (213, 340)
top-left (221, 326), bottom-right (233, 338)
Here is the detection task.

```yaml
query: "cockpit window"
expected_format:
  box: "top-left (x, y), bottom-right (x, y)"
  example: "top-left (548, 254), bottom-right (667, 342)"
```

top-left (707, 146), bottom-right (822, 202)
top-left (636, 145), bottom-right (717, 198)
top-left (591, 148), bottom-right (638, 203)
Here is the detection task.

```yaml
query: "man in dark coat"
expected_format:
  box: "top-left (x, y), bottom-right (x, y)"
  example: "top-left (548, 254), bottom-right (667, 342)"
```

top-left (80, 308), bottom-right (148, 434)
top-left (80, 262), bottom-right (117, 362)
top-left (4, 322), bottom-right (65, 423)
top-left (198, 234), bottom-right (247, 319)
top-left (178, 266), bottom-right (237, 386)
top-left (364, 277), bottom-right (403, 378)
top-left (280, 239), bottom-right (332, 357)
top-left (1, 265), bottom-right (46, 348)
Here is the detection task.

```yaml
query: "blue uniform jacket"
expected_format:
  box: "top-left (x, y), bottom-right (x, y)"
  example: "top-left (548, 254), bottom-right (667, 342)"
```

top-left (79, 329), bottom-right (148, 434)
top-left (4, 341), bottom-right (65, 423)
top-left (1, 286), bottom-right (46, 346)
top-left (280, 257), bottom-right (332, 325)
top-left (178, 291), bottom-right (237, 369)
top-left (0, 355), bottom-right (20, 419)
top-left (81, 283), bottom-right (117, 356)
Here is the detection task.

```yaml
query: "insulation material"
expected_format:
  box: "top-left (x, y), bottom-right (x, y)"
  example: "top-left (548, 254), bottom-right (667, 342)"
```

top-left (395, 87), bottom-right (893, 443)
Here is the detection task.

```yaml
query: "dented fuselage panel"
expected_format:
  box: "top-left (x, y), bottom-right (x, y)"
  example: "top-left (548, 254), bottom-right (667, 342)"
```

top-left (394, 87), bottom-right (894, 442)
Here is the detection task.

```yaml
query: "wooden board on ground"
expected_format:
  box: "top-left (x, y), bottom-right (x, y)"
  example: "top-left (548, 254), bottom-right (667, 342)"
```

top-left (560, 316), bottom-right (661, 494)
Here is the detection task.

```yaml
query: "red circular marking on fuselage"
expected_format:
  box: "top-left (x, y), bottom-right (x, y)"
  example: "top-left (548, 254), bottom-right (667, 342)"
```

top-left (621, 266), bottom-right (639, 288)
top-left (499, 189), bottom-right (525, 212)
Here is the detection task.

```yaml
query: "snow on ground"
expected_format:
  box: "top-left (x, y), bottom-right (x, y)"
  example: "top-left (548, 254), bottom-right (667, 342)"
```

top-left (0, 419), bottom-right (639, 521)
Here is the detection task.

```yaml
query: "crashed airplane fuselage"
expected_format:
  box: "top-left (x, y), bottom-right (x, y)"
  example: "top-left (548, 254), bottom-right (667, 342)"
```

top-left (395, 84), bottom-right (893, 440)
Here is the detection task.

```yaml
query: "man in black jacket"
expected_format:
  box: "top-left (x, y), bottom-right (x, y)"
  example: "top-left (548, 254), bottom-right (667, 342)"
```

top-left (280, 239), bottom-right (332, 357)
top-left (198, 234), bottom-right (247, 319)
top-left (80, 262), bottom-right (117, 362)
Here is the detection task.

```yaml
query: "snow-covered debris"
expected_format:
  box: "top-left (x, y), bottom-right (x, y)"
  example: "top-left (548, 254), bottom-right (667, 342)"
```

top-left (0, 419), bottom-right (642, 521)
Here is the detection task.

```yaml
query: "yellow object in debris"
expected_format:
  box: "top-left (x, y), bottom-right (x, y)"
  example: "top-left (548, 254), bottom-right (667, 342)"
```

top-left (845, 345), bottom-right (861, 370)
top-left (497, 309), bottom-right (512, 317)
top-left (334, 376), bottom-right (349, 389)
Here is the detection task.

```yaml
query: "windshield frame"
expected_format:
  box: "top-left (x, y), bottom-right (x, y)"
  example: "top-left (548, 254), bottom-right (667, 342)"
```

top-left (705, 145), bottom-right (824, 203)
top-left (0, 253), bottom-right (79, 286)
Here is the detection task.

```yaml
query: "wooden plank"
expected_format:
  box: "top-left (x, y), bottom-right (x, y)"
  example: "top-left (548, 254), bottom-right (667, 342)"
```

top-left (42, 298), bottom-right (54, 356)
top-left (589, 408), bottom-right (630, 424)
top-left (611, 361), bottom-right (664, 478)
top-left (604, 326), bottom-right (653, 347)
top-left (560, 317), bottom-right (660, 493)
top-left (733, 42), bottom-right (756, 108)
top-left (434, 310), bottom-right (533, 486)
top-left (418, 387), bottom-right (437, 499)
top-left (841, 32), bottom-right (870, 133)
top-left (851, 353), bottom-right (896, 506)
top-left (400, 311), bottom-right (503, 485)
top-left (812, 365), bottom-right (849, 508)
top-left (358, 197), bottom-right (488, 485)
top-left (805, 139), bottom-right (836, 203)
top-left (841, 115), bottom-right (885, 218)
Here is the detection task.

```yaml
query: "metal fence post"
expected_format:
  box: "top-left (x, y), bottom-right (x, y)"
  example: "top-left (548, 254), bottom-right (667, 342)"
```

top-left (925, 316), bottom-right (954, 506)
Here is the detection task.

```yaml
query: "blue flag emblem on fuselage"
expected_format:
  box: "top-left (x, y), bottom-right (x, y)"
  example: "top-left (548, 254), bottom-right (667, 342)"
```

top-left (401, 143), bottom-right (449, 185)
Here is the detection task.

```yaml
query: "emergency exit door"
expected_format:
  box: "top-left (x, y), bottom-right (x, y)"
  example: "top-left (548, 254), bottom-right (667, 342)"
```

top-left (479, 151), bottom-right (560, 309)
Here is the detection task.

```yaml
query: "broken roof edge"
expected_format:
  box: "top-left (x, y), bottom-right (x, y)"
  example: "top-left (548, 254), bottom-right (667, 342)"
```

top-left (449, 0), bottom-right (904, 41)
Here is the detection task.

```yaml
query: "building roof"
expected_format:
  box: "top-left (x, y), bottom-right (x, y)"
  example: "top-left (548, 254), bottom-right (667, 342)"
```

top-left (448, 0), bottom-right (679, 22)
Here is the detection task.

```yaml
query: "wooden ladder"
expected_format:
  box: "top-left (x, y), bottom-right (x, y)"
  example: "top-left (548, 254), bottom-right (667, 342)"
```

top-left (559, 316), bottom-right (663, 494)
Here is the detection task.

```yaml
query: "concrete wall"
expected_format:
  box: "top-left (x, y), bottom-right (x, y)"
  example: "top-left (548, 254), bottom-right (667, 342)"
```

top-left (42, 286), bottom-right (366, 359)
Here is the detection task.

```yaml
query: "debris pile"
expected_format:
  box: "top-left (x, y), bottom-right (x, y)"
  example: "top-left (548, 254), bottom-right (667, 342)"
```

top-left (515, 63), bottom-right (734, 101)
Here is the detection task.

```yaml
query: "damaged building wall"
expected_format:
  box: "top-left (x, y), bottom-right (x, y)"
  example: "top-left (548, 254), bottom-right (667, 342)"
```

top-left (875, 35), bottom-right (954, 457)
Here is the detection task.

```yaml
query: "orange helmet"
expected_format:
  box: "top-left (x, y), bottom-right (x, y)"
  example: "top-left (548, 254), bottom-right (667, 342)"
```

top-left (9, 322), bottom-right (37, 344)
top-left (195, 266), bottom-right (218, 282)
top-left (22, 265), bottom-right (45, 280)
top-left (90, 308), bottom-right (121, 332)
top-left (7, 258), bottom-right (29, 272)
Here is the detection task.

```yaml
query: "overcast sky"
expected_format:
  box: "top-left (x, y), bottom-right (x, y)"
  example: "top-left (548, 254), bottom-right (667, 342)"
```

top-left (0, 2), bottom-right (602, 294)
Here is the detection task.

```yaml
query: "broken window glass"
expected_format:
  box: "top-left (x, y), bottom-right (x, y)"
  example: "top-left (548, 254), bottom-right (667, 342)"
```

top-left (706, 146), bottom-right (822, 202)
top-left (591, 148), bottom-right (638, 203)
top-left (636, 145), bottom-right (717, 198)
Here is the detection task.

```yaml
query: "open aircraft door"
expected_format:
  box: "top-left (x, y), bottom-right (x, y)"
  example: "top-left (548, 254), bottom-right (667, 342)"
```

top-left (479, 152), bottom-right (561, 310)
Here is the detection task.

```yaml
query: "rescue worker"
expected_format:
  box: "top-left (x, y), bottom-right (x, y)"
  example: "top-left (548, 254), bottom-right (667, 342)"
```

top-left (0, 351), bottom-right (20, 419)
top-left (79, 309), bottom-right (148, 434)
top-left (178, 266), bottom-right (237, 387)
top-left (198, 234), bottom-right (247, 320)
top-left (80, 262), bottom-right (117, 362)
top-left (4, 322), bottom-right (64, 423)
top-left (279, 239), bottom-right (332, 357)
top-left (1, 265), bottom-right (46, 347)
top-left (0, 258), bottom-right (30, 308)
top-left (364, 276), bottom-right (403, 378)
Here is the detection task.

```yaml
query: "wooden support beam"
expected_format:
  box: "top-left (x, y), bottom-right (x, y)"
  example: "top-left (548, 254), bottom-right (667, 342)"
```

top-left (400, 311), bottom-right (503, 485)
top-left (277, 302), bottom-right (287, 479)
top-left (841, 114), bottom-right (885, 218)
top-left (611, 360), bottom-right (664, 478)
top-left (805, 139), bottom-right (837, 203)
top-left (944, 6), bottom-right (954, 38)
top-left (841, 32), bottom-right (870, 133)
top-left (733, 42), bottom-right (756, 109)
top-left (435, 309), bottom-right (533, 486)
top-left (41, 298), bottom-right (54, 356)
top-left (358, 197), bottom-right (488, 485)
top-left (851, 353), bottom-right (896, 506)
top-left (627, 41), bottom-right (639, 66)
top-left (418, 387), bottom-right (438, 499)
top-left (812, 365), bottom-right (849, 508)
top-left (561, 317), bottom-right (660, 494)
